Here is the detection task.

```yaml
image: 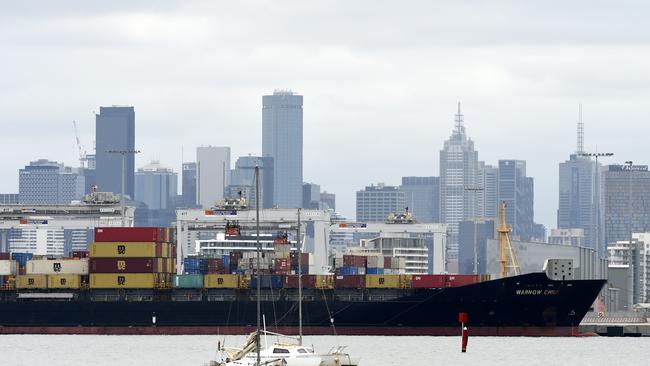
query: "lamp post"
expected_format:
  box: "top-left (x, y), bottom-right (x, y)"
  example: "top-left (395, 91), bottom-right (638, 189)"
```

top-left (465, 187), bottom-right (484, 274)
top-left (106, 149), bottom-right (141, 226)
top-left (625, 160), bottom-right (638, 303)
top-left (580, 152), bottom-right (613, 257)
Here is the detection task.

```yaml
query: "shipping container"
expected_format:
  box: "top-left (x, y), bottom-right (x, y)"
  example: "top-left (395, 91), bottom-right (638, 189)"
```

top-left (204, 274), bottom-right (240, 289)
top-left (89, 273), bottom-right (161, 289)
top-left (284, 275), bottom-right (316, 289)
top-left (173, 274), bottom-right (204, 288)
top-left (11, 252), bottom-right (33, 267)
top-left (334, 275), bottom-right (365, 289)
top-left (366, 267), bottom-right (384, 275)
top-left (94, 227), bottom-right (164, 242)
top-left (47, 274), bottom-right (82, 289)
top-left (0, 252), bottom-right (9, 260)
top-left (16, 274), bottom-right (47, 289)
top-left (26, 259), bottom-right (89, 275)
top-left (249, 275), bottom-right (283, 289)
top-left (411, 275), bottom-right (446, 288)
top-left (71, 251), bottom-right (89, 259)
top-left (90, 242), bottom-right (160, 258)
top-left (446, 274), bottom-right (481, 288)
top-left (338, 266), bottom-right (358, 275)
top-left (365, 275), bottom-right (401, 289)
top-left (0, 260), bottom-right (17, 275)
top-left (90, 258), bottom-right (163, 273)
top-left (366, 256), bottom-right (384, 268)
top-left (384, 257), bottom-right (392, 269)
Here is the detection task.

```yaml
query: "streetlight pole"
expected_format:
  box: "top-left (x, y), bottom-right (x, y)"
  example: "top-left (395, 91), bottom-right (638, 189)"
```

top-left (625, 160), bottom-right (637, 304)
top-left (580, 152), bottom-right (613, 257)
top-left (465, 187), bottom-right (484, 274)
top-left (106, 149), bottom-right (141, 226)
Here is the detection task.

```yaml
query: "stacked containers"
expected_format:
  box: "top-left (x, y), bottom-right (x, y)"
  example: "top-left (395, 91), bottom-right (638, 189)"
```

top-left (11, 253), bottom-right (33, 275)
top-left (289, 252), bottom-right (311, 275)
top-left (89, 227), bottom-right (175, 289)
top-left (0, 257), bottom-right (17, 289)
top-left (23, 258), bottom-right (89, 289)
top-left (366, 255), bottom-right (385, 275)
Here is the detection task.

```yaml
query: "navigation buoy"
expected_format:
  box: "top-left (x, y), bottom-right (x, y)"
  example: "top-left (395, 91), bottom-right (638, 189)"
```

top-left (461, 326), bottom-right (469, 352)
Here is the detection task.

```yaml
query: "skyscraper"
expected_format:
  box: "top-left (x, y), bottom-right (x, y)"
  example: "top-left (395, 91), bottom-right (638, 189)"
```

top-left (302, 183), bottom-right (321, 209)
top-left (356, 183), bottom-right (406, 223)
top-left (320, 192), bottom-right (336, 211)
top-left (439, 103), bottom-right (480, 266)
top-left (181, 162), bottom-right (197, 208)
top-left (603, 164), bottom-right (650, 245)
top-left (196, 146), bottom-right (230, 209)
top-left (18, 159), bottom-right (85, 204)
top-left (225, 156), bottom-right (273, 208)
top-left (498, 159), bottom-right (535, 241)
top-left (478, 163), bottom-right (499, 220)
top-left (262, 90), bottom-right (303, 208)
top-left (134, 161), bottom-right (178, 210)
top-left (558, 154), bottom-right (598, 250)
top-left (95, 106), bottom-right (135, 197)
top-left (401, 176), bottom-right (440, 223)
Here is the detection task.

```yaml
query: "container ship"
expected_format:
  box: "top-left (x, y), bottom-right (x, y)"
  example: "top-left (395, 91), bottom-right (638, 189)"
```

top-left (0, 227), bottom-right (605, 336)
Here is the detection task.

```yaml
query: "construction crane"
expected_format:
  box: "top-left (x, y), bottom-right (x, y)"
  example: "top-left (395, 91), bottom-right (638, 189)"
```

top-left (497, 201), bottom-right (521, 278)
top-left (72, 120), bottom-right (88, 168)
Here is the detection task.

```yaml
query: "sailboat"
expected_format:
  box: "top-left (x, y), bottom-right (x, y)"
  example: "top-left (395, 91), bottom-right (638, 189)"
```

top-left (209, 168), bottom-right (359, 366)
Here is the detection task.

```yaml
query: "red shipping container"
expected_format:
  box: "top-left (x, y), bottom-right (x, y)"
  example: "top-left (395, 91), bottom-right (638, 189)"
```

top-left (284, 274), bottom-right (317, 288)
top-left (0, 252), bottom-right (9, 260)
top-left (334, 275), bottom-right (365, 289)
top-left (446, 275), bottom-right (481, 288)
top-left (94, 227), bottom-right (163, 243)
top-left (71, 251), bottom-right (89, 259)
top-left (412, 275), bottom-right (446, 288)
top-left (90, 258), bottom-right (161, 273)
top-left (384, 257), bottom-right (392, 269)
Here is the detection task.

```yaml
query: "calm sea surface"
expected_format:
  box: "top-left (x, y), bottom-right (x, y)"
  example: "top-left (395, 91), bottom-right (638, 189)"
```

top-left (1, 335), bottom-right (647, 366)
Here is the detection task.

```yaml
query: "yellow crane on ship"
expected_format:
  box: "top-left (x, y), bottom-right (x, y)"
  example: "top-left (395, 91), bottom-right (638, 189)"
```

top-left (497, 201), bottom-right (521, 278)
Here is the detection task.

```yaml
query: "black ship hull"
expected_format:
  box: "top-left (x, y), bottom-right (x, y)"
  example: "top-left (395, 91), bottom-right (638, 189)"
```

top-left (0, 273), bottom-right (605, 336)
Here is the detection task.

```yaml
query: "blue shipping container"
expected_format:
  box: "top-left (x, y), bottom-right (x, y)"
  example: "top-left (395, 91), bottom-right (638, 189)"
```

top-left (250, 275), bottom-right (283, 289)
top-left (367, 268), bottom-right (384, 275)
top-left (339, 266), bottom-right (358, 275)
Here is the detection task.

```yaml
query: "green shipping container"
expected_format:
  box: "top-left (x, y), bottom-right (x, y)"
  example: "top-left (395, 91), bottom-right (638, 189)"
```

top-left (173, 274), bottom-right (204, 288)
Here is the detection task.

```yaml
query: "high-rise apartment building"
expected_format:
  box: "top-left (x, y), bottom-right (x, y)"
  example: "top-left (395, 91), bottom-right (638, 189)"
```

top-left (439, 103), bottom-right (480, 265)
top-left (356, 183), bottom-right (406, 223)
top-left (95, 106), bottom-right (135, 197)
top-left (603, 164), bottom-right (650, 245)
top-left (401, 176), bottom-right (440, 223)
top-left (196, 146), bottom-right (230, 209)
top-left (135, 161), bottom-right (178, 210)
top-left (18, 159), bottom-right (85, 204)
top-left (262, 90), bottom-right (303, 209)
top-left (498, 159), bottom-right (535, 241)
top-left (181, 162), bottom-right (197, 208)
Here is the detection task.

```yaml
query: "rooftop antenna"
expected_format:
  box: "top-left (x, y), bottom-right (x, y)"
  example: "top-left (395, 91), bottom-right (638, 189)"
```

top-left (577, 103), bottom-right (584, 154)
top-left (454, 101), bottom-right (465, 135)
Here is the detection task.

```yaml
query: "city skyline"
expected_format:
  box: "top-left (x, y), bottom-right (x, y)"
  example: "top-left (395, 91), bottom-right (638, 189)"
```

top-left (1, 1), bottom-right (649, 231)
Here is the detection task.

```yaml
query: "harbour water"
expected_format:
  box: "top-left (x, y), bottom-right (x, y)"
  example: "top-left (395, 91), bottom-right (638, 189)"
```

top-left (1, 335), bottom-right (648, 365)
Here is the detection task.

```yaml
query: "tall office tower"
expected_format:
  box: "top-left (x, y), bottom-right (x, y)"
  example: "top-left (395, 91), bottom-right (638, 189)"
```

top-left (302, 183), bottom-right (321, 209)
top-left (440, 103), bottom-right (480, 266)
top-left (196, 146), bottom-right (230, 209)
top-left (0, 194), bottom-right (19, 204)
top-left (95, 106), bottom-right (135, 197)
top-left (558, 154), bottom-right (598, 251)
top-left (458, 219), bottom-right (495, 275)
top-left (320, 192), bottom-right (336, 211)
top-left (181, 162), bottom-right (197, 207)
top-left (226, 156), bottom-right (274, 208)
top-left (262, 90), bottom-right (303, 208)
top-left (356, 183), bottom-right (406, 223)
top-left (478, 163), bottom-right (499, 219)
top-left (603, 164), bottom-right (650, 245)
top-left (134, 161), bottom-right (178, 210)
top-left (18, 159), bottom-right (85, 204)
top-left (498, 160), bottom-right (535, 241)
top-left (401, 176), bottom-right (440, 223)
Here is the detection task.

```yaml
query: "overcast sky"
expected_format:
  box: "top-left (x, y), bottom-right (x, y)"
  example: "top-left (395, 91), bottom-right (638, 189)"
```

top-left (1, 1), bottom-right (649, 230)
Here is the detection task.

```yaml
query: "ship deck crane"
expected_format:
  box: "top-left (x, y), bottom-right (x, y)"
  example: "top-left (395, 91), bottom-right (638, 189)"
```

top-left (497, 201), bottom-right (521, 278)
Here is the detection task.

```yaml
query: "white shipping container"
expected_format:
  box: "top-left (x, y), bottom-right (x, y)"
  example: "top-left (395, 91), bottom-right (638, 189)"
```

top-left (26, 258), bottom-right (89, 275)
top-left (367, 255), bottom-right (384, 268)
top-left (0, 260), bottom-right (17, 275)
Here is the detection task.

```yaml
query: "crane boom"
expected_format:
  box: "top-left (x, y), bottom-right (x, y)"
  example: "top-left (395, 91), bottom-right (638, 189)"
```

top-left (496, 201), bottom-right (521, 278)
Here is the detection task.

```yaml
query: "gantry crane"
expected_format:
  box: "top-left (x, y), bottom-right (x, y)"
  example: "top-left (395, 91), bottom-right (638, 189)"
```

top-left (497, 201), bottom-right (521, 278)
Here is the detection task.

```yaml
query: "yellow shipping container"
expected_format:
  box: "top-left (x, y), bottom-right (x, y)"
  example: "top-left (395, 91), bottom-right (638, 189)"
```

top-left (204, 274), bottom-right (240, 289)
top-left (90, 273), bottom-right (158, 289)
top-left (365, 275), bottom-right (401, 289)
top-left (90, 242), bottom-right (158, 258)
top-left (399, 274), bottom-right (412, 289)
top-left (16, 274), bottom-right (47, 289)
top-left (166, 258), bottom-right (173, 274)
top-left (315, 275), bottom-right (334, 289)
top-left (47, 274), bottom-right (82, 289)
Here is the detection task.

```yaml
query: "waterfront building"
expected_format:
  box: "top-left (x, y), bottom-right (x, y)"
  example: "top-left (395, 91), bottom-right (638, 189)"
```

top-left (603, 164), bottom-right (650, 245)
top-left (18, 159), bottom-right (85, 204)
top-left (262, 90), bottom-right (303, 208)
top-left (95, 106), bottom-right (135, 197)
top-left (549, 228), bottom-right (585, 246)
top-left (608, 233), bottom-right (650, 304)
top-left (439, 103), bottom-right (480, 268)
top-left (196, 146), bottom-right (231, 209)
top-left (356, 183), bottom-right (406, 223)
top-left (400, 176), bottom-right (439, 223)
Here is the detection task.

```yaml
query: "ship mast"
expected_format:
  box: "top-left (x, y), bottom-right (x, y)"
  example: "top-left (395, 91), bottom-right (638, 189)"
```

top-left (497, 201), bottom-right (520, 278)
top-left (255, 166), bottom-right (261, 366)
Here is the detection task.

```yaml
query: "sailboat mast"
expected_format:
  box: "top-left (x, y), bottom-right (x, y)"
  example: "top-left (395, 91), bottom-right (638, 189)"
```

top-left (297, 208), bottom-right (303, 345)
top-left (255, 166), bottom-right (261, 366)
